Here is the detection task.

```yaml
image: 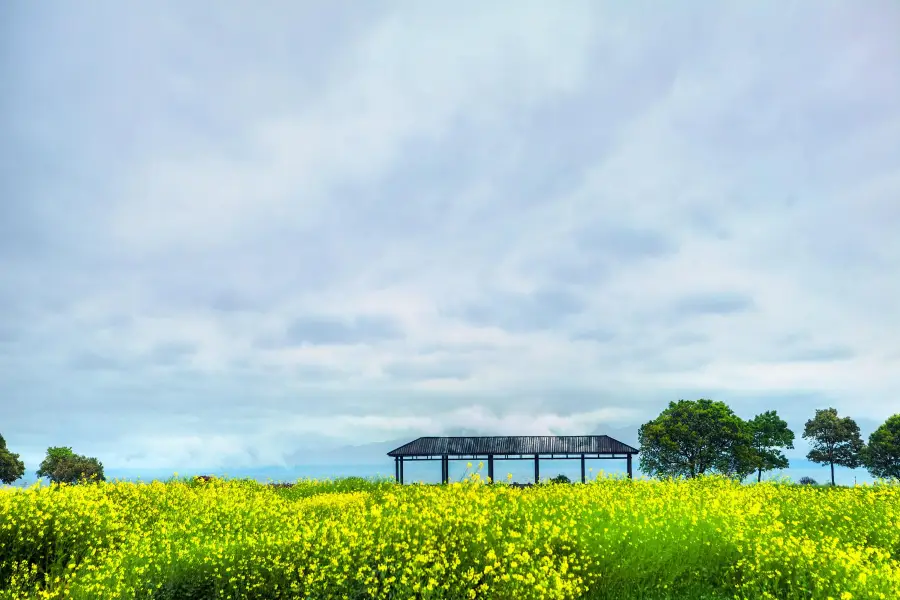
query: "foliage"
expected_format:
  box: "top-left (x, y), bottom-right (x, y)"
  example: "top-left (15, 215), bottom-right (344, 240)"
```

top-left (715, 422), bottom-right (759, 482)
top-left (803, 408), bottom-right (866, 486)
top-left (797, 476), bottom-right (817, 486)
top-left (548, 474), bottom-right (571, 484)
top-left (36, 447), bottom-right (105, 485)
top-left (35, 447), bottom-right (75, 480)
top-left (2, 473), bottom-right (899, 600)
top-left (0, 434), bottom-right (26, 485)
top-left (638, 399), bottom-right (755, 480)
top-left (863, 413), bottom-right (900, 482)
top-left (746, 410), bottom-right (795, 483)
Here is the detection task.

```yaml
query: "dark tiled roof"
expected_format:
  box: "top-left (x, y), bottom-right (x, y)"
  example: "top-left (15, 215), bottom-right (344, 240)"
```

top-left (387, 435), bottom-right (638, 457)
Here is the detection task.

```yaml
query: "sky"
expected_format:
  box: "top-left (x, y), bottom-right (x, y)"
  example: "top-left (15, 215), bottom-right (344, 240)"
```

top-left (2, 1), bottom-right (899, 481)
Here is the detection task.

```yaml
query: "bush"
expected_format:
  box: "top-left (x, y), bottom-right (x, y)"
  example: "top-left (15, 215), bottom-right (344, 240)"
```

top-left (36, 447), bottom-right (105, 485)
top-left (549, 474), bottom-right (572, 484)
top-left (798, 476), bottom-right (817, 486)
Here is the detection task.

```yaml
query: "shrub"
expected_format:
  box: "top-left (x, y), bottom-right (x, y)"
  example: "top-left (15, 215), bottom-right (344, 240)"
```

top-left (36, 447), bottom-right (105, 485)
top-left (798, 476), bottom-right (817, 486)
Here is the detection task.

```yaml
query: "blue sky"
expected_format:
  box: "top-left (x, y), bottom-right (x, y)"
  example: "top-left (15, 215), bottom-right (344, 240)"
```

top-left (2, 1), bottom-right (899, 477)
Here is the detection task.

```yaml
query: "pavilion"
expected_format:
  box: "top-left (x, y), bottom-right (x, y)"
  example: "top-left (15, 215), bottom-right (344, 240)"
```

top-left (387, 435), bottom-right (639, 484)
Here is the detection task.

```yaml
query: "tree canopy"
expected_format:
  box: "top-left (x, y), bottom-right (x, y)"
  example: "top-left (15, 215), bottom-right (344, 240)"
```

top-left (0, 433), bottom-right (26, 485)
top-left (746, 410), bottom-right (795, 483)
top-left (803, 408), bottom-right (866, 486)
top-left (638, 399), bottom-right (754, 480)
top-left (862, 413), bottom-right (900, 482)
top-left (36, 446), bottom-right (105, 485)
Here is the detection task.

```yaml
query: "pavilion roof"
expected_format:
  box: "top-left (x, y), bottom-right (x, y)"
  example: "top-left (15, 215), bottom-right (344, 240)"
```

top-left (387, 435), bottom-right (639, 457)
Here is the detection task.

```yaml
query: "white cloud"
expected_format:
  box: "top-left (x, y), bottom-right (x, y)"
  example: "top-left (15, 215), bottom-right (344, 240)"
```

top-left (107, 0), bottom-right (601, 255)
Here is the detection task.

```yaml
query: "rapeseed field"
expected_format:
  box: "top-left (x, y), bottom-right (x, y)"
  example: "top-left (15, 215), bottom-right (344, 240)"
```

top-left (1, 472), bottom-right (898, 599)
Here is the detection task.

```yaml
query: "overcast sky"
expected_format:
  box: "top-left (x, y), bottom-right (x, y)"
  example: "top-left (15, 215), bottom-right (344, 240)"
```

top-left (2, 1), bottom-right (899, 473)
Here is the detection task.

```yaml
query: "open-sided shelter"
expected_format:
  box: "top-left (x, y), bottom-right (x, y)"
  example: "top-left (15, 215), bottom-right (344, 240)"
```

top-left (387, 435), bottom-right (639, 484)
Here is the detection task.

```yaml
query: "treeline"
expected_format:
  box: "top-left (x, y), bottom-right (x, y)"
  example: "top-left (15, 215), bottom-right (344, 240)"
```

top-left (2, 402), bottom-right (899, 487)
top-left (0, 438), bottom-right (104, 486)
top-left (638, 400), bottom-right (900, 485)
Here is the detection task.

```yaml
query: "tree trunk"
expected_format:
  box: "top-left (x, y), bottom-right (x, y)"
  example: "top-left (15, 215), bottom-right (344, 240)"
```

top-left (757, 468), bottom-right (762, 483)
top-left (830, 461), bottom-right (835, 486)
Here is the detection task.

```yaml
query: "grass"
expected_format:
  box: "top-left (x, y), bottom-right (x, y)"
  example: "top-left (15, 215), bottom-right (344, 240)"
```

top-left (1, 472), bottom-right (898, 599)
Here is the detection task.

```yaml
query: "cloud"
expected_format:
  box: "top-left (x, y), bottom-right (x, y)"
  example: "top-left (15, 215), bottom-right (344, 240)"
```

top-left (68, 351), bottom-right (128, 372)
top-left (382, 360), bottom-right (471, 382)
top-left (580, 226), bottom-right (676, 261)
top-left (454, 289), bottom-right (585, 332)
top-left (572, 329), bottom-right (618, 343)
top-left (781, 345), bottom-right (857, 363)
top-left (2, 1), bottom-right (899, 474)
top-left (670, 292), bottom-right (756, 317)
top-left (283, 315), bottom-right (403, 346)
top-left (146, 342), bottom-right (196, 366)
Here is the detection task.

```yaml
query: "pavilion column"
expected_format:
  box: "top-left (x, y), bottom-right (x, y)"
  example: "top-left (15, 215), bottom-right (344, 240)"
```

top-left (534, 453), bottom-right (540, 484)
top-left (487, 455), bottom-right (494, 484)
top-left (581, 454), bottom-right (586, 483)
top-left (399, 457), bottom-right (405, 484)
top-left (441, 454), bottom-right (449, 484)
top-left (627, 454), bottom-right (632, 479)
top-left (394, 457), bottom-right (399, 483)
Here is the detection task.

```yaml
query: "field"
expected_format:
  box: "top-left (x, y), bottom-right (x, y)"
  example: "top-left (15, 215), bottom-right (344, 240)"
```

top-left (1, 472), bottom-right (898, 600)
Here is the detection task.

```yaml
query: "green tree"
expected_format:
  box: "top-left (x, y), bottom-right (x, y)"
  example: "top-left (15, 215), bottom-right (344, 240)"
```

top-left (36, 446), bottom-right (105, 485)
top-left (802, 408), bottom-right (866, 486)
top-left (638, 399), bottom-right (754, 480)
top-left (747, 410), bottom-right (795, 483)
top-left (36, 446), bottom-right (75, 479)
top-left (862, 414), bottom-right (900, 482)
top-left (0, 433), bottom-right (26, 485)
top-left (718, 424), bottom-right (760, 482)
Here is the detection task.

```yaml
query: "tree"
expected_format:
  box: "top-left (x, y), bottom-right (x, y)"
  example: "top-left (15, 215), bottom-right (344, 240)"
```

top-left (718, 425), bottom-right (760, 482)
top-left (639, 399), bottom-right (754, 480)
top-left (862, 414), bottom-right (900, 482)
top-left (747, 410), bottom-right (795, 483)
top-left (0, 433), bottom-right (26, 485)
top-left (36, 446), bottom-right (75, 480)
top-left (36, 446), bottom-right (105, 485)
top-left (798, 476), bottom-right (817, 486)
top-left (803, 408), bottom-right (866, 486)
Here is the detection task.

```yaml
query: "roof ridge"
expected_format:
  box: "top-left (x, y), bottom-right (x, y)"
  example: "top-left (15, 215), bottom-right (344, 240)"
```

top-left (409, 434), bottom-right (612, 438)
top-left (387, 434), bottom-right (638, 457)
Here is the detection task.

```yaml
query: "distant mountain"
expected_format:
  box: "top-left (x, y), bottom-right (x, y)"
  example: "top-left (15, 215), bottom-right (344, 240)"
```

top-left (284, 436), bottom-right (410, 465)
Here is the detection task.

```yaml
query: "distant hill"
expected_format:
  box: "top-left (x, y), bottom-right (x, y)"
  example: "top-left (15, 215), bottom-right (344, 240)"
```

top-left (283, 436), bottom-right (411, 466)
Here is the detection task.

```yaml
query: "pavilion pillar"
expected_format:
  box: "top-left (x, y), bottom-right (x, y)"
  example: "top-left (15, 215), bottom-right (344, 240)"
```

top-left (487, 455), bottom-right (494, 484)
top-left (627, 454), bottom-right (632, 479)
top-left (581, 454), bottom-right (586, 483)
top-left (534, 453), bottom-right (540, 483)
top-left (399, 457), bottom-right (405, 484)
top-left (394, 457), bottom-right (399, 483)
top-left (441, 454), bottom-right (449, 484)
